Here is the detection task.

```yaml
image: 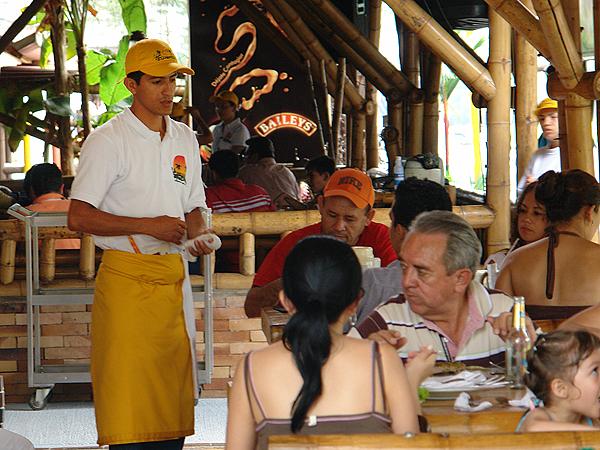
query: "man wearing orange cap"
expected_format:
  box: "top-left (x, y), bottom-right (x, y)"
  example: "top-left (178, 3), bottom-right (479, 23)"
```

top-left (517, 98), bottom-right (561, 195)
top-left (209, 90), bottom-right (250, 154)
top-left (68, 39), bottom-right (215, 449)
top-left (244, 168), bottom-right (397, 317)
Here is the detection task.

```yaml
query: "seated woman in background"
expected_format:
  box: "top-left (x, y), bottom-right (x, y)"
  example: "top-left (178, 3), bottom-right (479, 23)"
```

top-left (485, 181), bottom-right (548, 275)
top-left (496, 170), bottom-right (600, 320)
top-left (226, 236), bottom-right (435, 450)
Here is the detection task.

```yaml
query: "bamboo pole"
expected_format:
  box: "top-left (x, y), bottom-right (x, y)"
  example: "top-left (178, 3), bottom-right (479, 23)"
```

top-left (483, 0), bottom-right (552, 60)
top-left (351, 111), bottom-right (367, 169)
top-left (304, 0), bottom-right (415, 99)
top-left (515, 3), bottom-right (539, 181)
top-left (408, 91), bottom-right (424, 156)
top-left (0, 239), bottom-right (16, 285)
top-left (260, 0), bottom-right (352, 112)
top-left (531, 0), bottom-right (584, 89)
top-left (558, 99), bottom-right (570, 168)
top-left (366, 0), bottom-right (382, 170)
top-left (562, 0), bottom-right (594, 172)
top-left (389, 101), bottom-right (404, 156)
top-left (422, 51), bottom-right (441, 154)
top-left (0, 0), bottom-right (47, 54)
top-left (239, 233), bottom-right (255, 276)
top-left (486, 10), bottom-right (512, 254)
top-left (39, 238), bottom-right (56, 282)
top-left (318, 59), bottom-right (334, 154)
top-left (79, 234), bottom-right (95, 280)
top-left (384, 0), bottom-right (497, 101)
top-left (262, 0), bottom-right (364, 110)
top-left (332, 58), bottom-right (346, 159)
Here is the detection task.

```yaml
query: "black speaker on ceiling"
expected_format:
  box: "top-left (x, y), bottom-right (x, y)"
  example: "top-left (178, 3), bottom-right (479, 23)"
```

top-left (330, 0), bottom-right (369, 37)
top-left (415, 0), bottom-right (489, 30)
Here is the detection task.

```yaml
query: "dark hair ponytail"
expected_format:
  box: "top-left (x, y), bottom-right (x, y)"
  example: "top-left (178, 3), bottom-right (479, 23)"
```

top-left (281, 236), bottom-right (362, 432)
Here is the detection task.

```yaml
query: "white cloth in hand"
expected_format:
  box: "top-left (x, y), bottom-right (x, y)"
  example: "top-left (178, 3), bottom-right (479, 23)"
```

top-left (454, 392), bottom-right (493, 412)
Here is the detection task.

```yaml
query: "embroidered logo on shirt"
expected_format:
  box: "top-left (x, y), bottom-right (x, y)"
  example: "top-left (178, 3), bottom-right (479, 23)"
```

top-left (172, 155), bottom-right (187, 184)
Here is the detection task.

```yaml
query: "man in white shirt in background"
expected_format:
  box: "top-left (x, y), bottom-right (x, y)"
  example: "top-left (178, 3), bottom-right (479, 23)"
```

top-left (517, 98), bottom-right (561, 195)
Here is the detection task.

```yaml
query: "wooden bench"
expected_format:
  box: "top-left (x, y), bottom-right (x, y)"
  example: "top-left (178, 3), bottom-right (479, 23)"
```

top-left (268, 431), bottom-right (600, 449)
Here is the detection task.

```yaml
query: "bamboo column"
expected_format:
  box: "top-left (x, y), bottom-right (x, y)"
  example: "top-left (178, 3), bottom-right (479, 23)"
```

top-left (40, 238), bottom-right (56, 282)
top-left (0, 239), bottom-right (16, 285)
top-left (366, 0), bottom-right (382, 170)
top-left (515, 1), bottom-right (539, 181)
top-left (239, 233), bottom-right (255, 276)
top-left (351, 111), bottom-right (367, 169)
top-left (558, 99), bottom-right (570, 168)
top-left (384, 0), bottom-right (497, 101)
top-left (595, 0), bottom-right (600, 176)
top-left (422, 51), bottom-right (441, 154)
top-left (562, 0), bottom-right (594, 172)
top-left (486, 10), bottom-right (512, 254)
top-left (79, 234), bottom-right (95, 280)
top-left (405, 31), bottom-right (423, 156)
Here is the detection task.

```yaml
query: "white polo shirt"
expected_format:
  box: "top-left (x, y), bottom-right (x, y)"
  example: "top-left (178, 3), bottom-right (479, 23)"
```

top-left (70, 108), bottom-right (207, 254)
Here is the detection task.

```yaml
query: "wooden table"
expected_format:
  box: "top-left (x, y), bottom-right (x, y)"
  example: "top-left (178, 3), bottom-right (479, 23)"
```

top-left (422, 386), bottom-right (526, 433)
top-left (261, 307), bottom-right (290, 344)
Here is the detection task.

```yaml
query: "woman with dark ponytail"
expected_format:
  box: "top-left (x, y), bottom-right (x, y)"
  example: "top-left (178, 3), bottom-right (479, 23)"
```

top-left (226, 236), bottom-right (433, 449)
top-left (497, 169), bottom-right (600, 320)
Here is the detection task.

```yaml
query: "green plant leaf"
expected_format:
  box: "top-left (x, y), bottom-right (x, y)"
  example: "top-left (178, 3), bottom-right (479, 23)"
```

top-left (8, 107), bottom-right (29, 151)
top-left (119, 0), bottom-right (147, 34)
top-left (99, 36), bottom-right (131, 106)
top-left (66, 28), bottom-right (77, 60)
top-left (45, 96), bottom-right (73, 117)
top-left (39, 33), bottom-right (52, 68)
top-left (86, 50), bottom-right (109, 85)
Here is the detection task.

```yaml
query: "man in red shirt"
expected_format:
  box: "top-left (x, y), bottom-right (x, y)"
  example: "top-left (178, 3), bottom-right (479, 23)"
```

top-left (244, 168), bottom-right (396, 317)
top-left (206, 150), bottom-right (275, 213)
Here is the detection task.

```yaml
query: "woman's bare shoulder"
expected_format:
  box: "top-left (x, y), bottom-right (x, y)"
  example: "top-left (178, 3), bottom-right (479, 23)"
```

top-left (503, 239), bottom-right (548, 268)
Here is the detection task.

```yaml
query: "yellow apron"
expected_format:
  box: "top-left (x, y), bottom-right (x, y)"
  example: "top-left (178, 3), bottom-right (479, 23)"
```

top-left (92, 250), bottom-right (194, 445)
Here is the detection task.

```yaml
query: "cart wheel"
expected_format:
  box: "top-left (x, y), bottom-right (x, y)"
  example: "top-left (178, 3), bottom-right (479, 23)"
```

top-left (29, 388), bottom-right (52, 410)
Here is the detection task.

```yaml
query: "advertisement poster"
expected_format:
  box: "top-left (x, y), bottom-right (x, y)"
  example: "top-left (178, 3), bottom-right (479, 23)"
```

top-left (189, 1), bottom-right (322, 163)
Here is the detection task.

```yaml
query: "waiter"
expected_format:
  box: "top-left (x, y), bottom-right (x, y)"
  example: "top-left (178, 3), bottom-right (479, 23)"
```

top-left (68, 39), bottom-right (214, 449)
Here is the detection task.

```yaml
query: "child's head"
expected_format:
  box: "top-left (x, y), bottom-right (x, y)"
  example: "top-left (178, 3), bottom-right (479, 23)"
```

top-left (525, 330), bottom-right (600, 415)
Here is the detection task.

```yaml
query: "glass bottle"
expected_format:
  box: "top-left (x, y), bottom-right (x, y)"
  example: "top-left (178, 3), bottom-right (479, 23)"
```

top-left (505, 296), bottom-right (531, 388)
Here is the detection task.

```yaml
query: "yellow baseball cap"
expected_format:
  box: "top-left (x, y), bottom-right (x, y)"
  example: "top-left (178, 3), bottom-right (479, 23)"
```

top-left (125, 39), bottom-right (194, 77)
top-left (535, 98), bottom-right (558, 116)
top-left (323, 168), bottom-right (375, 209)
top-left (209, 91), bottom-right (239, 108)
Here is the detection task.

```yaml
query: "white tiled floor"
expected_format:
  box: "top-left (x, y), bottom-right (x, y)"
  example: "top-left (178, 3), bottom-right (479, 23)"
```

top-left (4, 400), bottom-right (227, 448)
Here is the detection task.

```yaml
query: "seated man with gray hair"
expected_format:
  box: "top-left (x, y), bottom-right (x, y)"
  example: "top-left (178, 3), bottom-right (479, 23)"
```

top-left (350, 210), bottom-right (514, 366)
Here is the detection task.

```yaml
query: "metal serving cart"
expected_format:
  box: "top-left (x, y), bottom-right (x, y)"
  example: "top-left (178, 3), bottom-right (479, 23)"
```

top-left (7, 204), bottom-right (214, 410)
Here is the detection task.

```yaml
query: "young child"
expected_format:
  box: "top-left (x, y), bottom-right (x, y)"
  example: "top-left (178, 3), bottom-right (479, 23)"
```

top-left (517, 330), bottom-right (600, 432)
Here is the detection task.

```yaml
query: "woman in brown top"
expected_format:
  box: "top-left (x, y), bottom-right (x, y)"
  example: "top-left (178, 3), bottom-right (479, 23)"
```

top-left (496, 170), bottom-right (600, 320)
top-left (226, 236), bottom-right (436, 449)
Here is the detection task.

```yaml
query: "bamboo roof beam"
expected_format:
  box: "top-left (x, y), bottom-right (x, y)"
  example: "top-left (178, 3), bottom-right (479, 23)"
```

top-left (304, 0), bottom-right (416, 103)
top-left (262, 0), bottom-right (364, 111)
top-left (548, 71), bottom-right (600, 100)
top-left (531, 0), bottom-right (584, 89)
top-left (288, 0), bottom-right (394, 98)
top-left (483, 0), bottom-right (552, 60)
top-left (384, 0), bottom-right (497, 101)
top-left (259, 0), bottom-right (352, 112)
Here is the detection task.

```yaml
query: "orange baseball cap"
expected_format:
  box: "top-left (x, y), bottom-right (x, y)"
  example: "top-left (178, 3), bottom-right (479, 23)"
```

top-left (323, 168), bottom-right (375, 209)
top-left (125, 39), bottom-right (194, 77)
top-left (209, 91), bottom-right (239, 108)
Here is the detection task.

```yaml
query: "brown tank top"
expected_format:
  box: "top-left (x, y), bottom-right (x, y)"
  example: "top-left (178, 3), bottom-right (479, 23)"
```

top-left (244, 341), bottom-right (392, 450)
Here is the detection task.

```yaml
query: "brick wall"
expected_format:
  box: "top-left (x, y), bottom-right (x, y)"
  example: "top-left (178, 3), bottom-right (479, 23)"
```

top-left (0, 293), bottom-right (263, 402)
